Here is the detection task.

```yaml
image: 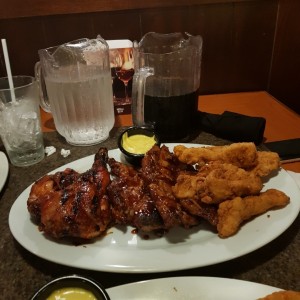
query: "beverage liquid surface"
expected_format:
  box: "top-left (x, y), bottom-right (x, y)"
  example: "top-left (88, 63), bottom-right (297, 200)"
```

top-left (144, 90), bottom-right (198, 141)
top-left (45, 66), bottom-right (114, 145)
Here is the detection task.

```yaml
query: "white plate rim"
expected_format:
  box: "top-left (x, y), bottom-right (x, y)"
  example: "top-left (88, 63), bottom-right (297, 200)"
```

top-left (8, 143), bottom-right (300, 273)
top-left (106, 276), bottom-right (283, 299)
top-left (0, 151), bottom-right (9, 192)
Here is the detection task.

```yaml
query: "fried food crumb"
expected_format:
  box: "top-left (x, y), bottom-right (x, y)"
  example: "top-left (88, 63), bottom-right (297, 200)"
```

top-left (45, 146), bottom-right (56, 156)
top-left (61, 148), bottom-right (71, 158)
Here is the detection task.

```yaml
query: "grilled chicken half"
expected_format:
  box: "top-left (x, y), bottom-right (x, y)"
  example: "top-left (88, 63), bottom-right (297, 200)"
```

top-left (27, 148), bottom-right (112, 239)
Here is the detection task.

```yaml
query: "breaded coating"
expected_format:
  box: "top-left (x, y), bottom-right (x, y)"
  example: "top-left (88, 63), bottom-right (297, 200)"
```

top-left (258, 290), bottom-right (300, 300)
top-left (173, 143), bottom-right (285, 238)
top-left (217, 189), bottom-right (290, 238)
top-left (174, 142), bottom-right (258, 169)
top-left (250, 151), bottom-right (281, 177)
top-left (173, 162), bottom-right (263, 204)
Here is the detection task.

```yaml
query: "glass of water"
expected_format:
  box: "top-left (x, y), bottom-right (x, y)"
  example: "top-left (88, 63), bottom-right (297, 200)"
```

top-left (0, 76), bottom-right (45, 167)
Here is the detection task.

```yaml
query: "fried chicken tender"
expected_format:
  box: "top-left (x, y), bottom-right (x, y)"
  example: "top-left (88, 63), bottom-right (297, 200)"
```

top-left (258, 290), bottom-right (300, 300)
top-left (250, 151), bottom-right (281, 177)
top-left (174, 142), bottom-right (258, 169)
top-left (217, 189), bottom-right (290, 238)
top-left (174, 143), bottom-right (281, 178)
top-left (173, 162), bottom-right (263, 204)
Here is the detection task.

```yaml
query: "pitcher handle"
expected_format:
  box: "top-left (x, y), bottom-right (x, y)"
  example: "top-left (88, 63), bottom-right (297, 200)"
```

top-left (131, 66), bottom-right (154, 126)
top-left (34, 62), bottom-right (51, 113)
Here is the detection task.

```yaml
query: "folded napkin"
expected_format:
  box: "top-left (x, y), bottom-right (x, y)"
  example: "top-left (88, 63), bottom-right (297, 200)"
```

top-left (197, 111), bottom-right (266, 145)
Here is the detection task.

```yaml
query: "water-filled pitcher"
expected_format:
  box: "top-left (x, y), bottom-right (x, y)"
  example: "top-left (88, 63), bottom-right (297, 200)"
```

top-left (132, 32), bottom-right (202, 141)
top-left (35, 36), bottom-right (115, 146)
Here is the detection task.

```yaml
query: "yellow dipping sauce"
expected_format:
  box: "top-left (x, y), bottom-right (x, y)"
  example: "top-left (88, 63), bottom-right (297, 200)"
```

top-left (122, 132), bottom-right (156, 154)
top-left (47, 287), bottom-right (97, 300)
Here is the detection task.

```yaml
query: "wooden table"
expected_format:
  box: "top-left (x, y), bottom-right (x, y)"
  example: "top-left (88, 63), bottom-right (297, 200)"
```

top-left (40, 91), bottom-right (300, 172)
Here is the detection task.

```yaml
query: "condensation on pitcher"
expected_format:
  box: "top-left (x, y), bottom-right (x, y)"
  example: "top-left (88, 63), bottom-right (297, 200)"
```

top-left (45, 146), bottom-right (56, 156)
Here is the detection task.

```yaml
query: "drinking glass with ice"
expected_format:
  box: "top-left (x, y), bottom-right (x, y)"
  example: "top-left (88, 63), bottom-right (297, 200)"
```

top-left (0, 76), bottom-right (45, 167)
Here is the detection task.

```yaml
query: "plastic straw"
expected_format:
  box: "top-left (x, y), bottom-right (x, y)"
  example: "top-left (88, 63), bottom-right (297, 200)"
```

top-left (1, 39), bottom-right (16, 102)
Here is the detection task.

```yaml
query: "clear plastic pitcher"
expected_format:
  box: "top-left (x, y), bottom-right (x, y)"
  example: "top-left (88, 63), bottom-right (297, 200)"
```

top-left (35, 36), bottom-right (115, 146)
top-left (132, 32), bottom-right (202, 141)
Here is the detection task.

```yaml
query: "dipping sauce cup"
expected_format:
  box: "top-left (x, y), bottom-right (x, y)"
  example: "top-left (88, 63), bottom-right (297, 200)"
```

top-left (118, 126), bottom-right (159, 165)
top-left (31, 274), bottom-right (110, 300)
top-left (0, 76), bottom-right (45, 167)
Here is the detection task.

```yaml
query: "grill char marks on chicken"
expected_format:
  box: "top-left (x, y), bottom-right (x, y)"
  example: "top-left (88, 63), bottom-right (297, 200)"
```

top-left (27, 148), bottom-right (112, 239)
top-left (141, 145), bottom-right (201, 229)
top-left (108, 145), bottom-right (202, 234)
top-left (107, 158), bottom-right (164, 232)
top-left (27, 145), bottom-right (220, 241)
top-left (27, 168), bottom-right (80, 223)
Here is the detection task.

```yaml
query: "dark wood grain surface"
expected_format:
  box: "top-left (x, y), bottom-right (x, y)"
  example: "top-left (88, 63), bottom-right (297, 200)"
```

top-left (0, 0), bottom-right (258, 19)
top-left (0, 0), bottom-right (300, 114)
top-left (0, 2), bottom-right (277, 95)
top-left (268, 0), bottom-right (300, 115)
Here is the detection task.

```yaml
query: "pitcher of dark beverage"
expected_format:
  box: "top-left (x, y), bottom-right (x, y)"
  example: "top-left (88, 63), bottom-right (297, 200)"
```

top-left (131, 32), bottom-right (202, 141)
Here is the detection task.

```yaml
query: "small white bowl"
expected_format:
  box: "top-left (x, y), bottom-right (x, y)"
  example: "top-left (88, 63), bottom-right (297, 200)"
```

top-left (31, 274), bottom-right (110, 300)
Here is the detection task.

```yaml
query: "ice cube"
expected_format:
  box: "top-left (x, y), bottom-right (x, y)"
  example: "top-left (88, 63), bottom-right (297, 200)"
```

top-left (0, 100), bottom-right (5, 111)
top-left (18, 111), bottom-right (39, 136)
top-left (21, 111), bottom-right (37, 119)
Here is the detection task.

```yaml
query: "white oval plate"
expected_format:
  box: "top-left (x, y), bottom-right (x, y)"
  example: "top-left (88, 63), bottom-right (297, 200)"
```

top-left (106, 276), bottom-right (282, 300)
top-left (8, 144), bottom-right (300, 273)
top-left (0, 151), bottom-right (9, 192)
